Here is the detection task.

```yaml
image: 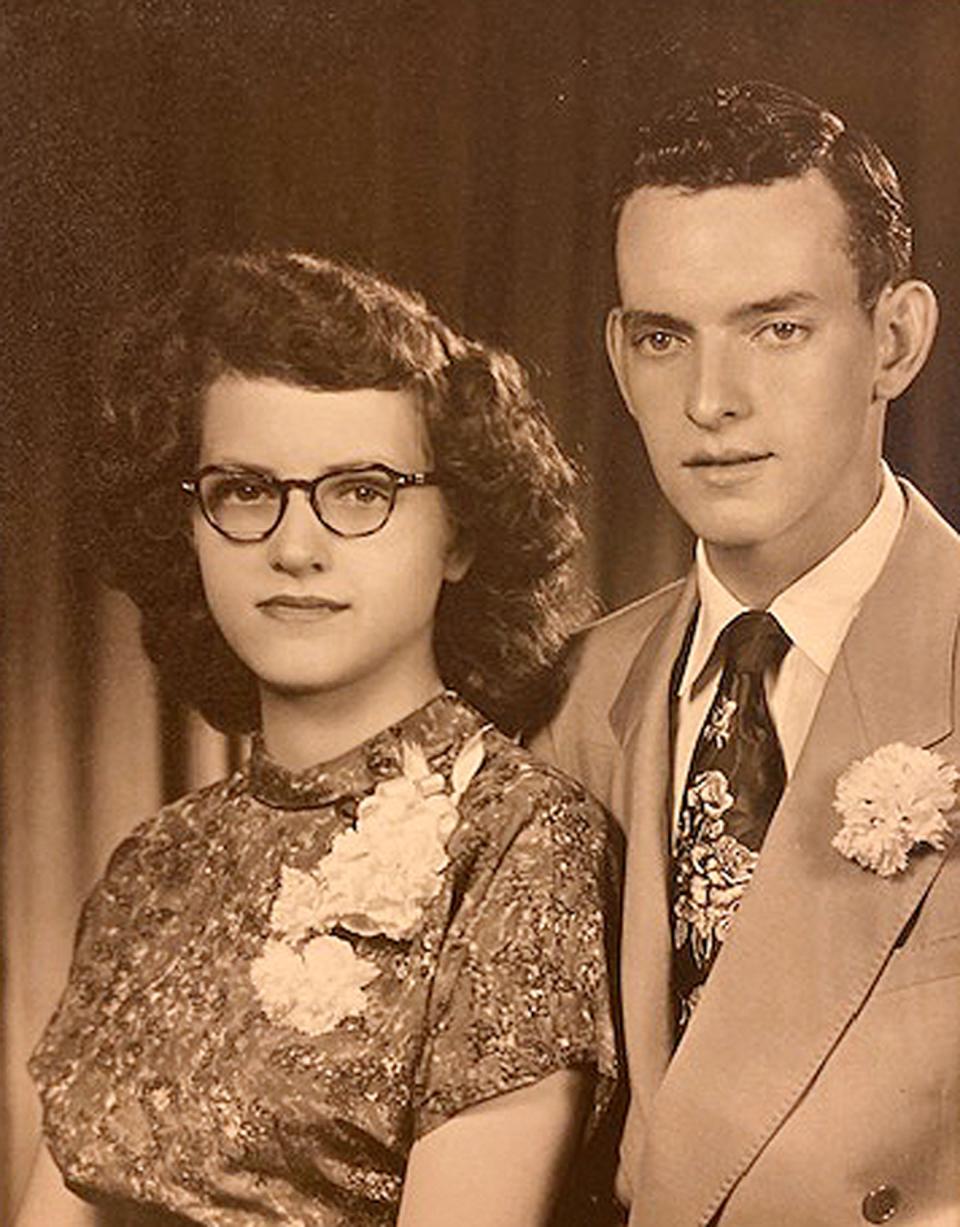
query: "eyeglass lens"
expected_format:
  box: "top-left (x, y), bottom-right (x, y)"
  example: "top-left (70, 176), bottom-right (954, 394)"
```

top-left (197, 469), bottom-right (398, 539)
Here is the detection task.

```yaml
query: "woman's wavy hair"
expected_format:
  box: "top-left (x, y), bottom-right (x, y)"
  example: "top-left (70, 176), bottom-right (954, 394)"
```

top-left (94, 251), bottom-right (589, 735)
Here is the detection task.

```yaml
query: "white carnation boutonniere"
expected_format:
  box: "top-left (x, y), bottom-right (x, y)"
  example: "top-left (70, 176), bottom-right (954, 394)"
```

top-left (832, 742), bottom-right (958, 877)
top-left (251, 729), bottom-right (486, 1035)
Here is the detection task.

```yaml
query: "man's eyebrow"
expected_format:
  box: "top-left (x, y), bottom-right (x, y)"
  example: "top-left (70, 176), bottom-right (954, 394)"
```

top-left (728, 292), bottom-right (822, 322)
top-left (616, 308), bottom-right (693, 334)
top-left (615, 294), bottom-right (822, 335)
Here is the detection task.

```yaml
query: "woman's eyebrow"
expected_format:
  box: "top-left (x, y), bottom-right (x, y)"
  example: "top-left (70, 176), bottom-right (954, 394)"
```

top-left (201, 458), bottom-right (277, 475)
top-left (200, 458), bottom-right (405, 475)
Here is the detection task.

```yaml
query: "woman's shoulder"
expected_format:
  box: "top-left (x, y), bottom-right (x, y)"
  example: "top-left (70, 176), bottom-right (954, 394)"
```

top-left (478, 726), bottom-right (609, 804)
top-left (415, 723), bottom-right (623, 1137)
top-left (59, 770), bottom-right (251, 977)
top-left (98, 770), bottom-right (247, 887)
top-left (462, 727), bottom-right (620, 858)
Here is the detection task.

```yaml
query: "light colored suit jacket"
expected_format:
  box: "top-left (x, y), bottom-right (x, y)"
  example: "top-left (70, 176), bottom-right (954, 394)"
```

top-left (535, 483), bottom-right (960, 1226)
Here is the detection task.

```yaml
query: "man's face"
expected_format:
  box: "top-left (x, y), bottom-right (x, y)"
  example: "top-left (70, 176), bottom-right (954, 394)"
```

top-left (608, 170), bottom-right (887, 592)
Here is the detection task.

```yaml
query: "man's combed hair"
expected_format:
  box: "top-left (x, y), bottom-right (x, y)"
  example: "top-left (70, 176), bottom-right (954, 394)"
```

top-left (616, 81), bottom-right (912, 309)
top-left (93, 251), bottom-right (589, 736)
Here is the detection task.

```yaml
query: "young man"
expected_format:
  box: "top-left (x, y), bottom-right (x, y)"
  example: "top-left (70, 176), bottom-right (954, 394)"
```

top-left (535, 83), bottom-right (959, 1225)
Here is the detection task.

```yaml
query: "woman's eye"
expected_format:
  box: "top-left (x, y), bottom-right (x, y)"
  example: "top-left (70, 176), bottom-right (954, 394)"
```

top-left (236, 483), bottom-right (268, 503)
top-left (228, 479), bottom-right (270, 503)
top-left (331, 477), bottom-right (392, 505)
top-left (350, 485), bottom-right (385, 505)
top-left (210, 475), bottom-right (273, 505)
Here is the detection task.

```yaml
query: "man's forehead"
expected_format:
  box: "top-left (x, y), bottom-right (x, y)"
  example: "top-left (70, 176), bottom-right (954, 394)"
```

top-left (617, 170), bottom-right (849, 242)
top-left (614, 170), bottom-right (857, 304)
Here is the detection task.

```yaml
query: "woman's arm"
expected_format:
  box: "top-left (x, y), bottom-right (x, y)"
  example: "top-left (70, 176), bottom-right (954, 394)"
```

top-left (397, 1067), bottom-right (591, 1227)
top-left (13, 1143), bottom-right (99, 1227)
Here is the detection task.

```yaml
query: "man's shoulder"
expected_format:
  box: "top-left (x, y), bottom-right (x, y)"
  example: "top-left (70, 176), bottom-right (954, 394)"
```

top-left (529, 576), bottom-right (689, 793)
top-left (874, 482), bottom-right (960, 618)
top-left (571, 577), bottom-right (688, 673)
top-left (903, 483), bottom-right (960, 565)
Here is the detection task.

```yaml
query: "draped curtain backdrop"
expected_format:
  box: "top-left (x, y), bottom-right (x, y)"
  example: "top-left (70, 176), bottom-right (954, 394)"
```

top-left (3, 1), bottom-right (960, 1215)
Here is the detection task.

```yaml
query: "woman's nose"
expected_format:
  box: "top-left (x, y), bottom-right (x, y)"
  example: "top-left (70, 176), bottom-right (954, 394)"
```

top-left (265, 490), bottom-right (333, 574)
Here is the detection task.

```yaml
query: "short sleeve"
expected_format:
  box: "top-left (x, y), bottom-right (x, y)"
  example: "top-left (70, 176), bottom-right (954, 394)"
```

top-left (29, 795), bottom-right (215, 1099)
top-left (413, 772), bottom-right (622, 1137)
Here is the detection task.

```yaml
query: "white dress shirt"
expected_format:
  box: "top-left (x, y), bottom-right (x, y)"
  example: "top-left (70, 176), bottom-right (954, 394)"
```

top-left (672, 465), bottom-right (905, 828)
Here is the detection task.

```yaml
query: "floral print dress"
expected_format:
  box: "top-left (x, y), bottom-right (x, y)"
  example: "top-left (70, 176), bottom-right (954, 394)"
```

top-left (30, 694), bottom-right (620, 1227)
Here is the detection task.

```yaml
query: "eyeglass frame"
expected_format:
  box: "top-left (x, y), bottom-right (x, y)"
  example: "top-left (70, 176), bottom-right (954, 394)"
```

top-left (180, 463), bottom-right (439, 542)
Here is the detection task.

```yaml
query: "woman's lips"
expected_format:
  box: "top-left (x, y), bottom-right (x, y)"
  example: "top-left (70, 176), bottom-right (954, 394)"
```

top-left (257, 595), bottom-right (349, 621)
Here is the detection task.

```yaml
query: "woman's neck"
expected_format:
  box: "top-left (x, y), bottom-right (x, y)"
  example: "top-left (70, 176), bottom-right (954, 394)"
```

top-left (258, 670), bottom-right (446, 770)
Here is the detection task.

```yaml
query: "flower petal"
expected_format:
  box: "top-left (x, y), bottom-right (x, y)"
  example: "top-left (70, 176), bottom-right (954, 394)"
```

top-left (451, 729), bottom-right (486, 799)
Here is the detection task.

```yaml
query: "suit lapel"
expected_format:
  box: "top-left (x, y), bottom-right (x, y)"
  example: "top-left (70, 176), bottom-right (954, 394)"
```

top-left (610, 573), bottom-right (698, 1150)
top-left (628, 485), bottom-right (960, 1227)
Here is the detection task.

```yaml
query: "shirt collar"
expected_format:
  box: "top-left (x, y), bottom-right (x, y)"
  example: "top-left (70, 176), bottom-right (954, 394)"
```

top-left (247, 691), bottom-right (484, 809)
top-left (678, 463), bottom-right (905, 697)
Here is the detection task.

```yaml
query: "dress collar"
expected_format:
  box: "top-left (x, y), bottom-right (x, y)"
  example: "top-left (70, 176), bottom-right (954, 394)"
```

top-left (679, 463), bottom-right (905, 697)
top-left (247, 692), bottom-right (486, 810)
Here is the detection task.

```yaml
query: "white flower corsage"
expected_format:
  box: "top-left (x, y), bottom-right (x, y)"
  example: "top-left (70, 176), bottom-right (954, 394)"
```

top-left (832, 742), bottom-right (958, 877)
top-left (251, 729), bottom-right (486, 1035)
top-left (250, 935), bottom-right (380, 1035)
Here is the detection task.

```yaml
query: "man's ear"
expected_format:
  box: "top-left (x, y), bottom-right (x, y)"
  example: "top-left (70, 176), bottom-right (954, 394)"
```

top-left (605, 307), bottom-right (635, 413)
top-left (872, 279), bottom-right (939, 403)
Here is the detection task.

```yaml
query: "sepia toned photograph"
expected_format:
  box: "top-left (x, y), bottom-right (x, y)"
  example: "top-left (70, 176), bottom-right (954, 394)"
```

top-left (3, 2), bottom-right (960, 1224)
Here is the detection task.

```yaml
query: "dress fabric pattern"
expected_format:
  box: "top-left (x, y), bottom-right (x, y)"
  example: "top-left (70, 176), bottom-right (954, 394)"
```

top-left (30, 694), bottom-right (620, 1227)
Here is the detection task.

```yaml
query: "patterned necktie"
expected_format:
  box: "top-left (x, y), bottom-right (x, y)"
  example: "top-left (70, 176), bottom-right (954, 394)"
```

top-left (671, 610), bottom-right (791, 1036)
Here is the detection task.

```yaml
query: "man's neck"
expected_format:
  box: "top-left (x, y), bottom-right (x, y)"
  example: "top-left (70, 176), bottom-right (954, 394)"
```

top-left (705, 471), bottom-right (887, 609)
top-left (702, 544), bottom-right (805, 608)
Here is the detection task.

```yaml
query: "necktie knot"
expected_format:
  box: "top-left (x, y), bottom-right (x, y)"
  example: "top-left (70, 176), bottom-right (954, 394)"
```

top-left (720, 610), bottom-right (791, 678)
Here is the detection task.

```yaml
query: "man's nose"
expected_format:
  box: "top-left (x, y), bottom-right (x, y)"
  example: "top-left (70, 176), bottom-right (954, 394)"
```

top-left (684, 337), bottom-right (746, 429)
top-left (266, 490), bottom-right (333, 574)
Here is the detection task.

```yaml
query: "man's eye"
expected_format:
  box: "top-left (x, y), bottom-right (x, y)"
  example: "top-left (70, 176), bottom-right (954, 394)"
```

top-left (631, 330), bottom-right (684, 356)
top-left (759, 320), bottom-right (809, 345)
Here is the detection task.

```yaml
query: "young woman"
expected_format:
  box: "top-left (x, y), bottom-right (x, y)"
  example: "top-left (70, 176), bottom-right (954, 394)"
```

top-left (17, 252), bottom-right (621, 1227)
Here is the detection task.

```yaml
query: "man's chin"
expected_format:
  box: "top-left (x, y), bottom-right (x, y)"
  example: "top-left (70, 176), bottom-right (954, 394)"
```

top-left (688, 520), bottom-right (769, 553)
top-left (668, 488), bottom-right (772, 551)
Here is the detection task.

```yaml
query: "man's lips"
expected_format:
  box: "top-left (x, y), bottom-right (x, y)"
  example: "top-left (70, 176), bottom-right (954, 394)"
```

top-left (682, 450), bottom-right (774, 468)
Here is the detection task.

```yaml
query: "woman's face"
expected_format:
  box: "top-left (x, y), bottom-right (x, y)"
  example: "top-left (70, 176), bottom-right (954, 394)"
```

top-left (193, 374), bottom-right (467, 715)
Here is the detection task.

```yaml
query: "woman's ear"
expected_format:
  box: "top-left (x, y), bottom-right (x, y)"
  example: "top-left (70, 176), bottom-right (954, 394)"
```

top-left (872, 279), bottom-right (939, 403)
top-left (443, 533), bottom-right (474, 584)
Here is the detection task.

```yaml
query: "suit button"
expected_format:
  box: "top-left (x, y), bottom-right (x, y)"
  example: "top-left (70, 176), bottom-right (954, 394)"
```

top-left (862, 1185), bottom-right (901, 1222)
